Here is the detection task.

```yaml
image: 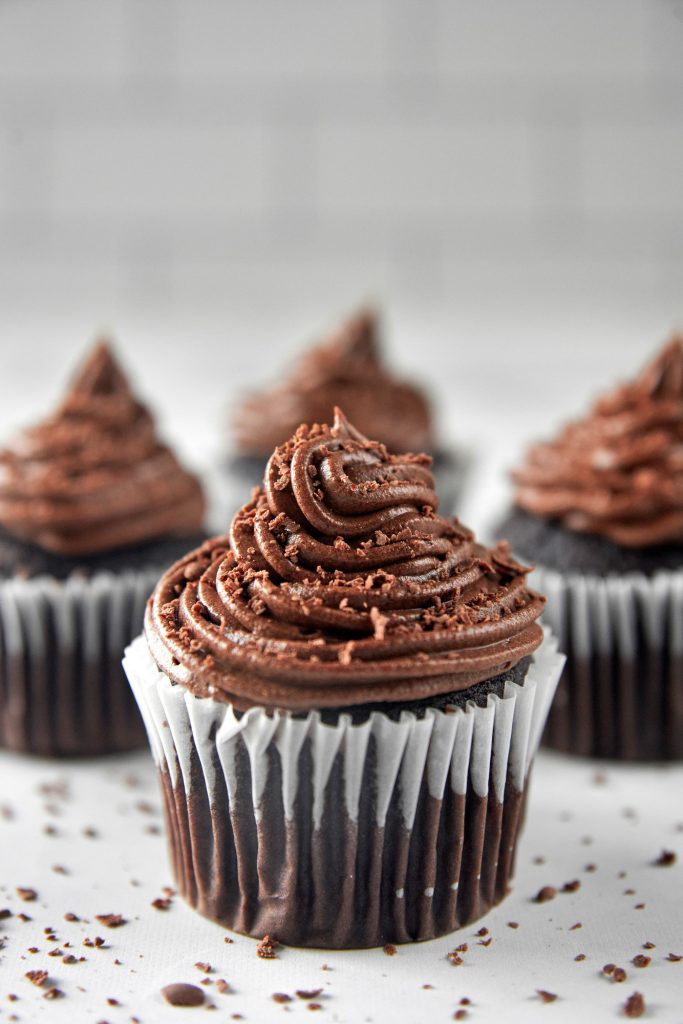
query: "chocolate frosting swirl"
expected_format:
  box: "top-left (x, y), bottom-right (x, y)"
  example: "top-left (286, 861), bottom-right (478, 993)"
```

top-left (147, 409), bottom-right (543, 711)
top-left (513, 337), bottom-right (683, 547)
top-left (0, 342), bottom-right (205, 556)
top-left (232, 309), bottom-right (435, 456)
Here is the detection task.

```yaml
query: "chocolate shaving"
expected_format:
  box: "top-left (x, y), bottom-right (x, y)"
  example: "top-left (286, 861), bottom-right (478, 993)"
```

top-left (623, 992), bottom-right (645, 1018)
top-left (534, 886), bottom-right (557, 903)
top-left (95, 913), bottom-right (126, 928)
top-left (256, 934), bottom-right (279, 959)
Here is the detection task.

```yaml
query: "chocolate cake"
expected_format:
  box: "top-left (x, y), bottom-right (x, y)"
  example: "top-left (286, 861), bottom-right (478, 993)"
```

top-left (0, 341), bottom-right (206, 756)
top-left (499, 336), bottom-right (683, 760)
top-left (127, 409), bottom-right (563, 947)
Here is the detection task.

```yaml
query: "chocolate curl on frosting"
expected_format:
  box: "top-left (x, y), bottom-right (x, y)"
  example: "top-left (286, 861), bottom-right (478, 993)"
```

top-left (147, 409), bottom-right (544, 711)
top-left (0, 341), bottom-right (205, 556)
top-left (513, 336), bottom-right (683, 547)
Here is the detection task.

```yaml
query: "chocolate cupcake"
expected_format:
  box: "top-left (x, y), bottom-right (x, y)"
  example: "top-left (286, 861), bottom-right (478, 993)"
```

top-left (125, 409), bottom-right (563, 948)
top-left (0, 341), bottom-right (206, 757)
top-left (498, 336), bottom-right (683, 761)
top-left (226, 309), bottom-right (462, 514)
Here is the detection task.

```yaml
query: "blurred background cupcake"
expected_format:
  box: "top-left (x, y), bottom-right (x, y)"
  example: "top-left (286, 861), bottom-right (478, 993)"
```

top-left (126, 409), bottom-right (563, 948)
top-left (498, 336), bottom-right (683, 761)
top-left (0, 340), bottom-right (206, 757)
top-left (224, 307), bottom-right (464, 515)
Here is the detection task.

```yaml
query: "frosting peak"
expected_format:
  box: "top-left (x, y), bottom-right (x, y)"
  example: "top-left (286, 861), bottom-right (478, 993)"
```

top-left (513, 336), bottom-right (683, 547)
top-left (0, 341), bottom-right (205, 556)
top-left (147, 411), bottom-right (543, 711)
top-left (232, 309), bottom-right (435, 456)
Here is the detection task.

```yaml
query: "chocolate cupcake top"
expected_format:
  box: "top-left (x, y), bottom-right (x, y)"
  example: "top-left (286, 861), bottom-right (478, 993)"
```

top-left (512, 337), bottom-right (683, 548)
top-left (232, 309), bottom-right (435, 457)
top-left (147, 409), bottom-right (544, 711)
top-left (0, 342), bottom-right (205, 556)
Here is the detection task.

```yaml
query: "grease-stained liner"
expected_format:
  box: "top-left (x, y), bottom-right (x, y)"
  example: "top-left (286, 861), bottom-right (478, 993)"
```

top-left (125, 629), bottom-right (563, 948)
top-left (0, 569), bottom-right (160, 757)
top-left (534, 566), bottom-right (683, 761)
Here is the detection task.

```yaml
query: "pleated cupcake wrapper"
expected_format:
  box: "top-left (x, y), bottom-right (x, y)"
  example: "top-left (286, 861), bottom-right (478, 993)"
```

top-left (532, 565), bottom-right (683, 760)
top-left (124, 629), bottom-right (564, 947)
top-left (0, 569), bottom-right (160, 756)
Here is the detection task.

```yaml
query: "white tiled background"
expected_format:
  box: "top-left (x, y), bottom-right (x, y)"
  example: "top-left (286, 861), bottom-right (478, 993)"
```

top-left (0, 0), bottom-right (681, 488)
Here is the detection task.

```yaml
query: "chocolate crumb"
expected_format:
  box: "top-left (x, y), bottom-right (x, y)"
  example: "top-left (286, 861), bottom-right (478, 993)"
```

top-left (476, 927), bottom-right (489, 936)
top-left (296, 989), bottom-right (323, 999)
top-left (107, 998), bottom-right (120, 1006)
top-left (569, 922), bottom-right (582, 930)
top-left (194, 962), bottom-right (212, 974)
top-left (478, 938), bottom-right (492, 947)
top-left (16, 888), bottom-right (37, 902)
top-left (623, 992), bottom-right (645, 1018)
top-left (0, 908), bottom-right (12, 920)
top-left (272, 993), bottom-right (292, 1003)
top-left (256, 934), bottom-right (279, 959)
top-left (307, 1005), bottom-right (322, 1012)
top-left (536, 990), bottom-right (558, 1003)
top-left (642, 942), bottom-right (655, 950)
top-left (161, 983), bottom-right (205, 1007)
top-left (534, 886), bottom-right (557, 903)
top-left (25, 969), bottom-right (48, 987)
top-left (584, 863), bottom-right (597, 873)
top-left (654, 849), bottom-right (677, 867)
top-left (631, 955), bottom-right (651, 968)
top-left (507, 921), bottom-right (519, 929)
top-left (151, 898), bottom-right (172, 911)
top-left (666, 952), bottom-right (682, 962)
top-left (95, 914), bottom-right (126, 928)
top-left (575, 954), bottom-right (586, 962)
top-left (62, 955), bottom-right (77, 965)
top-left (215, 979), bottom-right (231, 994)
top-left (454, 1012), bottom-right (467, 1021)
top-left (64, 913), bottom-right (79, 922)
top-left (43, 987), bottom-right (63, 1000)
top-left (447, 952), bottom-right (463, 966)
top-left (634, 903), bottom-right (645, 910)
top-left (383, 944), bottom-right (397, 956)
top-left (562, 879), bottom-right (581, 893)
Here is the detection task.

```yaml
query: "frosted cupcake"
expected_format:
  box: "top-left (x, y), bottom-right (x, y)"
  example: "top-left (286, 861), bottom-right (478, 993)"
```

top-left (498, 337), bottom-right (683, 760)
top-left (126, 409), bottom-right (563, 947)
top-left (227, 308), bottom-right (462, 513)
top-left (0, 341), bottom-right (206, 756)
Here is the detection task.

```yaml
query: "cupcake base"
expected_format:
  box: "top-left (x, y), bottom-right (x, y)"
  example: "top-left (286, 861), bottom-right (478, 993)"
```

top-left (533, 564), bottom-right (683, 761)
top-left (0, 530), bottom-right (206, 757)
top-left (125, 630), bottom-right (563, 948)
top-left (158, 755), bottom-right (529, 948)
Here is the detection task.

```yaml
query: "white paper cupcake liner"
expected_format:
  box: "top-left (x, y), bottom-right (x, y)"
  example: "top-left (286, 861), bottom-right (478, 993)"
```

top-left (124, 628), bottom-right (564, 947)
top-left (0, 569), bottom-right (160, 756)
top-left (532, 564), bottom-right (683, 760)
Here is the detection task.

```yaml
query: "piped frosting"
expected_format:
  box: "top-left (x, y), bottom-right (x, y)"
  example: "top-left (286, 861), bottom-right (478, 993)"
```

top-left (147, 409), bottom-right (543, 711)
top-left (512, 337), bottom-right (683, 547)
top-left (232, 309), bottom-right (435, 456)
top-left (0, 341), bottom-right (205, 556)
